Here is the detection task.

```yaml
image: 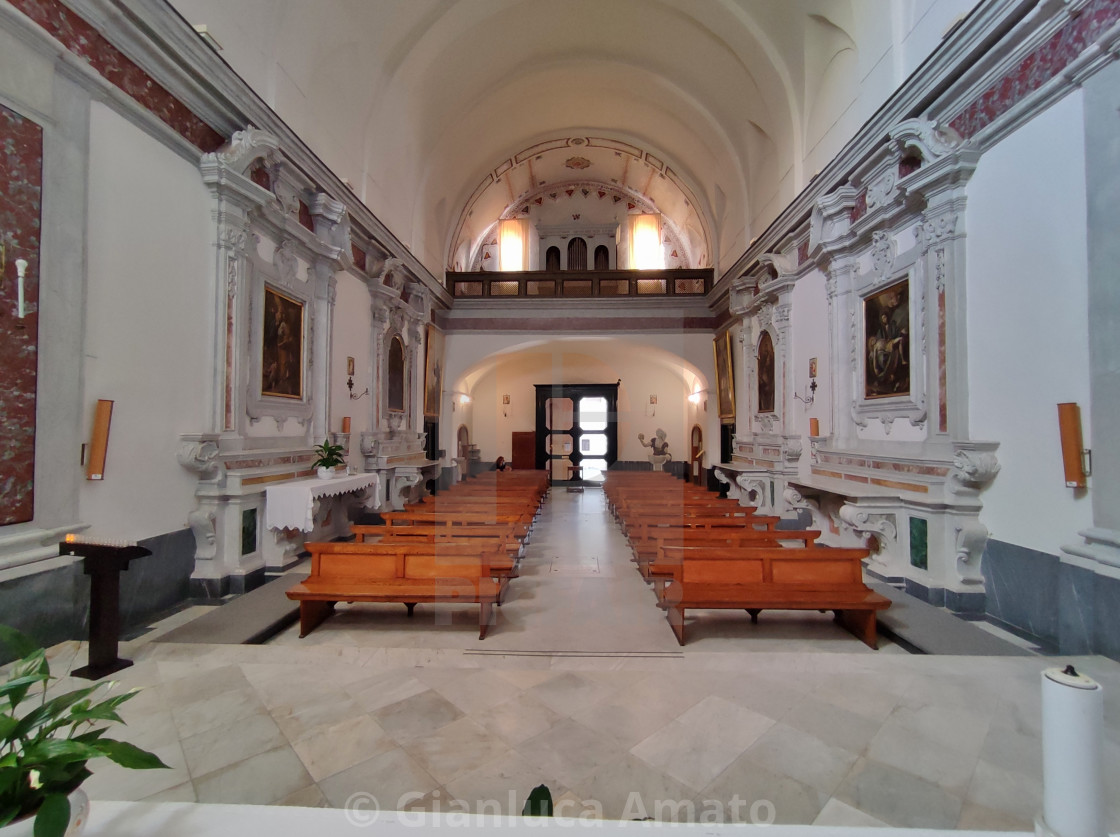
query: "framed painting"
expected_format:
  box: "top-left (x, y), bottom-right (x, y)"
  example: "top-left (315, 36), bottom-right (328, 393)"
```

top-left (713, 331), bottom-right (735, 421)
top-left (757, 331), bottom-right (775, 413)
top-left (424, 325), bottom-right (445, 418)
top-left (864, 279), bottom-right (910, 399)
top-left (261, 286), bottom-right (303, 399)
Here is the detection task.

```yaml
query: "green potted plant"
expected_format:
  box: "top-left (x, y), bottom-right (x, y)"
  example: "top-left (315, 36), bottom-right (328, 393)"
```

top-left (0, 626), bottom-right (169, 837)
top-left (311, 438), bottom-right (346, 479)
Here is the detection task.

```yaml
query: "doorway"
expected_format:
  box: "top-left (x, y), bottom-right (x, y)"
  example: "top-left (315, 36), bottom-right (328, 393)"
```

top-left (535, 383), bottom-right (619, 483)
top-left (690, 424), bottom-right (703, 485)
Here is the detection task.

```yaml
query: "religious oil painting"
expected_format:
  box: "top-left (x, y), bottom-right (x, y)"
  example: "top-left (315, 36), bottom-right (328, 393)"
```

top-left (757, 331), bottom-right (775, 413)
top-left (387, 334), bottom-right (406, 413)
top-left (864, 280), bottom-right (910, 399)
top-left (713, 331), bottom-right (735, 421)
top-left (424, 325), bottom-right (445, 419)
top-left (261, 286), bottom-right (303, 399)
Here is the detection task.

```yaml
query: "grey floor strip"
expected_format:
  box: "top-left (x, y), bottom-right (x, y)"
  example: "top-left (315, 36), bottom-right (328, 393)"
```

top-left (871, 583), bottom-right (1034, 656)
top-left (154, 572), bottom-right (306, 645)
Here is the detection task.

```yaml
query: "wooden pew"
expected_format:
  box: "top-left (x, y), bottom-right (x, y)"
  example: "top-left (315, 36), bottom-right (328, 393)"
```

top-left (651, 545), bottom-right (889, 647)
top-left (632, 528), bottom-right (823, 581)
top-left (286, 543), bottom-right (503, 639)
top-left (624, 513), bottom-right (780, 543)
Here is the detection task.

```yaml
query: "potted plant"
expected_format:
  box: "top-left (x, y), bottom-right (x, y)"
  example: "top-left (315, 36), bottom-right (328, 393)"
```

top-left (0, 626), bottom-right (169, 837)
top-left (311, 438), bottom-right (346, 479)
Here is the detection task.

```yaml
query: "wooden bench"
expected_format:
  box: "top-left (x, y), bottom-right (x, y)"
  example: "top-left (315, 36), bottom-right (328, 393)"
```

top-left (651, 545), bottom-right (890, 647)
top-left (624, 513), bottom-right (780, 543)
top-left (286, 543), bottom-right (502, 639)
top-left (632, 528), bottom-right (823, 580)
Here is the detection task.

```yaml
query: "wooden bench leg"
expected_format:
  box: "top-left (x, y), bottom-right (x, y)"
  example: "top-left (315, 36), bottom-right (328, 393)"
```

top-left (837, 609), bottom-right (878, 649)
top-left (666, 605), bottom-right (686, 646)
top-left (746, 608), bottom-right (761, 624)
top-left (299, 600), bottom-right (335, 638)
top-left (405, 603), bottom-right (416, 617)
top-left (479, 600), bottom-right (496, 640)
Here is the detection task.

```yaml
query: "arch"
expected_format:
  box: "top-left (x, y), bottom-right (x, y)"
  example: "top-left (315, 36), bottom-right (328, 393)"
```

top-left (594, 244), bottom-right (610, 270)
top-left (545, 246), bottom-right (561, 271)
top-left (568, 238), bottom-right (588, 271)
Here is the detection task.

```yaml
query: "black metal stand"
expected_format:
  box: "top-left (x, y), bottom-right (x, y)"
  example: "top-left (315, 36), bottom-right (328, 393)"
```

top-left (61, 542), bottom-right (151, 680)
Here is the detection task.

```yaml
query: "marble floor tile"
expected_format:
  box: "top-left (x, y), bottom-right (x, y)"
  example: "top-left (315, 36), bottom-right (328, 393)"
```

top-left (170, 684), bottom-right (266, 740)
top-left (781, 694), bottom-right (883, 754)
top-left (527, 671), bottom-right (620, 716)
top-left (516, 717), bottom-right (627, 789)
top-left (963, 758), bottom-right (1042, 822)
top-left (441, 749), bottom-right (562, 814)
top-left (834, 757), bottom-right (964, 829)
top-left (277, 784), bottom-right (329, 808)
top-left (472, 689), bottom-right (564, 747)
top-left (741, 722), bottom-right (860, 795)
top-left (139, 781), bottom-right (198, 803)
top-left (181, 711), bottom-right (287, 778)
top-left (423, 668), bottom-right (521, 715)
top-left (630, 716), bottom-right (758, 793)
top-left (372, 689), bottom-right (464, 742)
top-left (697, 755), bottom-right (829, 825)
top-left (812, 797), bottom-right (890, 827)
top-left (84, 739), bottom-right (190, 802)
top-left (317, 747), bottom-right (439, 811)
top-left (865, 719), bottom-right (978, 795)
top-left (289, 712), bottom-right (396, 782)
top-left (571, 752), bottom-right (698, 822)
top-left (399, 716), bottom-right (512, 785)
top-left (193, 745), bottom-right (312, 805)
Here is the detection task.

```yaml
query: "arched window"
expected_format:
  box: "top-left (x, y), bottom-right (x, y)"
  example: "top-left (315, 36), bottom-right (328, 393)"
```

top-left (387, 335), bottom-right (405, 412)
top-left (545, 246), bottom-right (561, 271)
top-left (594, 244), bottom-right (610, 270)
top-left (567, 237), bottom-right (588, 271)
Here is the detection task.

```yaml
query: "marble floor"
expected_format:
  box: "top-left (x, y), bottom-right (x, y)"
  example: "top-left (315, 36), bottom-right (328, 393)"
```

top-left (38, 489), bottom-right (1120, 829)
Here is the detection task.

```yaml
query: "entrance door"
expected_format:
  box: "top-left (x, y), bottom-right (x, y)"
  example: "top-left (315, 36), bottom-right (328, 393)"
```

top-left (690, 425), bottom-right (703, 485)
top-left (535, 383), bottom-right (619, 482)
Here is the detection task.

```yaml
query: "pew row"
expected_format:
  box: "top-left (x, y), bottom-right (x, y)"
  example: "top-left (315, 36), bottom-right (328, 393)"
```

top-left (652, 546), bottom-right (889, 647)
top-left (286, 542), bottom-right (503, 639)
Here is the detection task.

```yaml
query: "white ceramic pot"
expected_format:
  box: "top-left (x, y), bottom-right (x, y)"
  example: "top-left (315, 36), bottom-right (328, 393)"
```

top-left (3, 788), bottom-right (89, 837)
top-left (316, 466), bottom-right (333, 480)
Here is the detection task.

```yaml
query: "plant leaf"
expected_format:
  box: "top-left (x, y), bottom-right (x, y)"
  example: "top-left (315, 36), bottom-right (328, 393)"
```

top-left (522, 784), bottom-right (553, 817)
top-left (33, 793), bottom-right (69, 837)
top-left (14, 686), bottom-right (102, 739)
top-left (0, 626), bottom-right (41, 661)
top-left (22, 739), bottom-right (101, 765)
top-left (95, 739), bottom-right (170, 770)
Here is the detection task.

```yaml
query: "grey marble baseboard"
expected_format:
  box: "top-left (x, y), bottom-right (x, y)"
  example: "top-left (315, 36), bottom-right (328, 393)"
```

top-left (981, 539), bottom-right (1059, 646)
top-left (1058, 559), bottom-right (1120, 660)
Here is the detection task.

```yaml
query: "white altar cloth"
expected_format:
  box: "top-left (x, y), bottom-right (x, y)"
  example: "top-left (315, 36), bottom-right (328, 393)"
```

top-left (264, 473), bottom-right (380, 531)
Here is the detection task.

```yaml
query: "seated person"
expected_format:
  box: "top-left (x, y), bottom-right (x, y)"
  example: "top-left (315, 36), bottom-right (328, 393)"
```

top-left (494, 455), bottom-right (513, 471)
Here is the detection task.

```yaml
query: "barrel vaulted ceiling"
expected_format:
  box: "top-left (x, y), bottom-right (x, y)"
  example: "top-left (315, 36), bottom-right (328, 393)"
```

top-left (169, 0), bottom-right (979, 278)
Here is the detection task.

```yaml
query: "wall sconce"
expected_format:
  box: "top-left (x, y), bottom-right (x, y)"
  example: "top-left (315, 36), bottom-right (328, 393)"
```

top-left (795, 357), bottom-right (818, 407)
top-left (688, 389), bottom-right (706, 405)
top-left (450, 391), bottom-right (471, 411)
top-left (1057, 402), bottom-right (1091, 488)
top-left (345, 356), bottom-right (368, 400)
top-left (502, 393), bottom-right (511, 417)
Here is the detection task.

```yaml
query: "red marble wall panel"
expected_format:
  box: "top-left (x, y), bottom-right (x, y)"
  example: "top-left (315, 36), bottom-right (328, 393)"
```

top-left (298, 200), bottom-right (314, 231)
top-left (9, 0), bottom-right (225, 152)
top-left (0, 104), bottom-right (43, 526)
top-left (850, 190), bottom-right (867, 224)
top-left (951, 0), bottom-right (1120, 138)
top-left (351, 244), bottom-right (367, 272)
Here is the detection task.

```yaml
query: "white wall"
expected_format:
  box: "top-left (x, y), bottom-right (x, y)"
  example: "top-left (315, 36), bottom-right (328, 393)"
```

top-left (329, 271), bottom-right (373, 468)
top-left (966, 91), bottom-right (1093, 556)
top-left (81, 103), bottom-right (212, 539)
top-left (790, 270), bottom-right (831, 446)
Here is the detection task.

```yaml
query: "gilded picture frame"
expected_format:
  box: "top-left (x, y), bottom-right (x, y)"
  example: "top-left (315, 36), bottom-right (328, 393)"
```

top-left (863, 279), bottom-right (910, 400)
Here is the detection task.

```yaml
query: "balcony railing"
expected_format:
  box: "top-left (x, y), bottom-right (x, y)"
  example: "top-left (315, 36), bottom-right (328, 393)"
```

top-left (445, 269), bottom-right (713, 299)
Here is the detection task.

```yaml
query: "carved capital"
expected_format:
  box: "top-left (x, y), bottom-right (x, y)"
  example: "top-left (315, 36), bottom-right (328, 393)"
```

top-left (177, 438), bottom-right (222, 480)
top-left (918, 212), bottom-right (959, 252)
top-left (889, 118), bottom-right (962, 162)
top-left (783, 438), bottom-right (803, 463)
top-left (949, 449), bottom-right (1001, 495)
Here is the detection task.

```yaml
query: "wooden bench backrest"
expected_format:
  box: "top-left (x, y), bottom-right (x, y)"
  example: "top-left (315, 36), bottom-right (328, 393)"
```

top-left (307, 543), bottom-right (492, 581)
top-left (661, 545), bottom-right (869, 586)
top-left (649, 529), bottom-right (821, 548)
top-left (383, 511), bottom-right (530, 526)
top-left (353, 523), bottom-right (517, 542)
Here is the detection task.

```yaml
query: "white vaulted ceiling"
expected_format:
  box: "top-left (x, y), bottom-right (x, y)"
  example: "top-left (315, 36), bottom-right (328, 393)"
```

top-left (169, 0), bottom-right (979, 278)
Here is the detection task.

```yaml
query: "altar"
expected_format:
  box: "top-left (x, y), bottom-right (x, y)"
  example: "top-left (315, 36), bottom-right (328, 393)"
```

top-left (263, 473), bottom-right (380, 568)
